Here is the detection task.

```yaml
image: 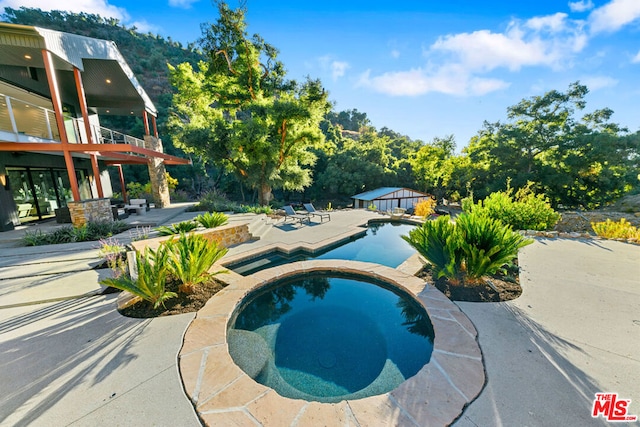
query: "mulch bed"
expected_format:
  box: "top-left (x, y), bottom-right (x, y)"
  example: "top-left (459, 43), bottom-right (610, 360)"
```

top-left (417, 261), bottom-right (522, 302)
top-left (118, 278), bottom-right (226, 318)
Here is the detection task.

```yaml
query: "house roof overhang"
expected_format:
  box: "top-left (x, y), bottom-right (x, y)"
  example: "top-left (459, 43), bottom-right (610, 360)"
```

top-left (0, 23), bottom-right (157, 116)
top-left (0, 142), bottom-right (191, 165)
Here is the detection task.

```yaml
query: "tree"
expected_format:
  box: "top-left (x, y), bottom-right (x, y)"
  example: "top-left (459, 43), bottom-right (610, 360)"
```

top-left (313, 130), bottom-right (396, 197)
top-left (411, 135), bottom-right (458, 201)
top-left (464, 82), bottom-right (639, 208)
top-left (168, 2), bottom-right (330, 205)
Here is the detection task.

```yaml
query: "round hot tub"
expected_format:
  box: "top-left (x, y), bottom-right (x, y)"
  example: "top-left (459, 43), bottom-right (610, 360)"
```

top-left (227, 272), bottom-right (434, 403)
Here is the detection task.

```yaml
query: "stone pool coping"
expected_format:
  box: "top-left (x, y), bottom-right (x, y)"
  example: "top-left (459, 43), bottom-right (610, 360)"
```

top-left (179, 260), bottom-right (485, 426)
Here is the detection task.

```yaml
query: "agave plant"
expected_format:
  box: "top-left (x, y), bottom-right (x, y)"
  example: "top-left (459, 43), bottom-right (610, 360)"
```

top-left (455, 212), bottom-right (533, 280)
top-left (100, 245), bottom-right (176, 309)
top-left (164, 233), bottom-right (228, 294)
top-left (156, 220), bottom-right (199, 236)
top-left (402, 215), bottom-right (463, 281)
top-left (195, 211), bottom-right (228, 229)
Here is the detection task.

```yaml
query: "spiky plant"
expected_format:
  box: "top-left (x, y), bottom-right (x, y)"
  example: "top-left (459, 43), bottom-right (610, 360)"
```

top-left (402, 215), bottom-right (463, 281)
top-left (156, 220), bottom-right (198, 236)
top-left (195, 211), bottom-right (228, 229)
top-left (164, 233), bottom-right (228, 294)
top-left (456, 213), bottom-right (532, 280)
top-left (100, 245), bottom-right (176, 309)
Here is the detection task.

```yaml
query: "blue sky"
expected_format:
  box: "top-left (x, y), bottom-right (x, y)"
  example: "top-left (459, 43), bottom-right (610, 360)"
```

top-left (2, 0), bottom-right (639, 150)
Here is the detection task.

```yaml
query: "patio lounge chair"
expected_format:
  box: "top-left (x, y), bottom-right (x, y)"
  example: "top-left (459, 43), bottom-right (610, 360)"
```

top-left (282, 205), bottom-right (310, 224)
top-left (303, 203), bottom-right (330, 222)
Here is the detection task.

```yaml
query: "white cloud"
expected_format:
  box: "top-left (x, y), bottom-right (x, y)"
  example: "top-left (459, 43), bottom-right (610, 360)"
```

top-left (317, 56), bottom-right (350, 81)
top-left (331, 61), bottom-right (350, 80)
top-left (168, 0), bottom-right (199, 9)
top-left (431, 14), bottom-right (587, 72)
top-left (357, 66), bottom-right (510, 97)
top-left (130, 20), bottom-right (159, 34)
top-left (390, 49), bottom-right (400, 59)
top-left (581, 75), bottom-right (618, 90)
top-left (588, 0), bottom-right (640, 33)
top-left (0, 0), bottom-right (128, 20)
top-left (569, 0), bottom-right (594, 12)
top-left (631, 50), bottom-right (640, 63)
top-left (359, 13), bottom-right (586, 97)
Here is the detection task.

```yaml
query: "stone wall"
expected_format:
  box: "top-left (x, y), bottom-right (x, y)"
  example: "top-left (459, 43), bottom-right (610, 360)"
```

top-left (130, 223), bottom-right (252, 253)
top-left (144, 135), bottom-right (171, 208)
top-left (68, 198), bottom-right (113, 227)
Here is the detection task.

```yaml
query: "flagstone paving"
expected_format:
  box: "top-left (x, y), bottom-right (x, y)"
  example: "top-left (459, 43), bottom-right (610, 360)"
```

top-left (179, 260), bottom-right (485, 427)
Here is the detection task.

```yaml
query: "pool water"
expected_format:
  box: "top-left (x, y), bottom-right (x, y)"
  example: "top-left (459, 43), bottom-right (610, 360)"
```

top-left (228, 273), bottom-right (434, 403)
top-left (228, 222), bottom-right (417, 275)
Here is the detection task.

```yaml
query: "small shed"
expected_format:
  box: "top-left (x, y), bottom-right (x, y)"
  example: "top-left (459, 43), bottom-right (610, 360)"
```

top-left (352, 187), bottom-right (431, 211)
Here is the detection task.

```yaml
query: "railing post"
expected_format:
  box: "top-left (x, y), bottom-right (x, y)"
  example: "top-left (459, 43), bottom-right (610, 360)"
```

top-left (44, 108), bottom-right (54, 139)
top-left (5, 96), bottom-right (19, 137)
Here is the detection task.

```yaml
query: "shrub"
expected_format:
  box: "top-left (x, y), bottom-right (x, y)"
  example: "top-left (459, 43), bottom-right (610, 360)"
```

top-left (195, 212), bottom-right (228, 228)
top-left (414, 198), bottom-right (437, 217)
top-left (22, 221), bottom-right (128, 246)
top-left (456, 213), bottom-right (533, 280)
top-left (239, 204), bottom-right (273, 214)
top-left (98, 237), bottom-right (127, 278)
top-left (100, 245), bottom-right (176, 309)
top-left (402, 215), bottom-right (462, 281)
top-left (463, 184), bottom-right (560, 231)
top-left (164, 233), bottom-right (228, 294)
top-left (591, 218), bottom-right (640, 240)
top-left (86, 220), bottom-right (128, 240)
top-left (156, 221), bottom-right (198, 236)
top-left (188, 189), bottom-right (241, 212)
top-left (23, 229), bottom-right (48, 246)
top-left (129, 226), bottom-right (152, 241)
top-left (403, 213), bottom-right (532, 284)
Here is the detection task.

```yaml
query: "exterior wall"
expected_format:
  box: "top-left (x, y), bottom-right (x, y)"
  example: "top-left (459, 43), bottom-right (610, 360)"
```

top-left (0, 152), bottom-right (115, 230)
top-left (68, 198), bottom-right (113, 227)
top-left (353, 188), bottom-right (430, 212)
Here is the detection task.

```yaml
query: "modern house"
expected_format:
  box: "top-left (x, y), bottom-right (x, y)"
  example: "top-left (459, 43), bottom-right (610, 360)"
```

top-left (352, 187), bottom-right (431, 211)
top-left (0, 23), bottom-right (189, 231)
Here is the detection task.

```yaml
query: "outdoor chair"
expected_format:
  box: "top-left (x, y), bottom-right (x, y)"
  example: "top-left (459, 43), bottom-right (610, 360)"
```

top-left (303, 203), bottom-right (331, 222)
top-left (282, 205), bottom-right (310, 224)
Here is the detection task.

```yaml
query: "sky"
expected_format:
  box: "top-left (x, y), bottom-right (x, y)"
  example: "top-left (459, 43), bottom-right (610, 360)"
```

top-left (1, 0), bottom-right (640, 150)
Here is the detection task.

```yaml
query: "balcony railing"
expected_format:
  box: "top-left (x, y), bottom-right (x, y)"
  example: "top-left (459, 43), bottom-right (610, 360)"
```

top-left (0, 93), bottom-right (145, 148)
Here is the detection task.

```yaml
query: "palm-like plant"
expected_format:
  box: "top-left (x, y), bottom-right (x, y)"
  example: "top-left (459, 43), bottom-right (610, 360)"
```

top-left (402, 215), bottom-right (463, 281)
top-left (165, 233), bottom-right (228, 294)
top-left (195, 211), bottom-right (228, 229)
top-left (456, 213), bottom-right (533, 280)
top-left (156, 220), bottom-right (198, 236)
top-left (100, 245), bottom-right (176, 308)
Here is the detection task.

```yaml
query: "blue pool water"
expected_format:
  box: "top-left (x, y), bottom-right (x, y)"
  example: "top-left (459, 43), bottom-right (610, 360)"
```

top-left (228, 222), bottom-right (417, 275)
top-left (227, 273), bottom-right (434, 402)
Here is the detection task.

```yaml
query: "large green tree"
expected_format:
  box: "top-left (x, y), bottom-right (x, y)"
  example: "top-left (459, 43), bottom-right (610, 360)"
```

top-left (168, 2), bottom-right (330, 204)
top-left (464, 82), bottom-right (639, 208)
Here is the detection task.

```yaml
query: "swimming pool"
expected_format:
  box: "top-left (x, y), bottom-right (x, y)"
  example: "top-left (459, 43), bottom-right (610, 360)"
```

top-left (227, 221), bottom-right (417, 275)
top-left (227, 272), bottom-right (434, 403)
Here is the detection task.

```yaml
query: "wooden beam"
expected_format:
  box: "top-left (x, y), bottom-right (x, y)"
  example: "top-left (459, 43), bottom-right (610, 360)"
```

top-left (42, 49), bottom-right (81, 202)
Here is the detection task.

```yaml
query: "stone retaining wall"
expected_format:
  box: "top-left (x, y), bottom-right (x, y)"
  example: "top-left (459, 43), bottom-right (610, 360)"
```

top-left (130, 223), bottom-right (252, 253)
top-left (68, 198), bottom-right (113, 227)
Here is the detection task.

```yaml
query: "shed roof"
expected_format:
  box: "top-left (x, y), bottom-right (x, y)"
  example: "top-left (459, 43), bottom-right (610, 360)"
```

top-left (352, 187), bottom-right (431, 201)
top-left (352, 187), bottom-right (404, 200)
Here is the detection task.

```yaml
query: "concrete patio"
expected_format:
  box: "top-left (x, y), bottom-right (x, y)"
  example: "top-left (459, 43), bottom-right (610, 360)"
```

top-left (0, 206), bottom-right (638, 426)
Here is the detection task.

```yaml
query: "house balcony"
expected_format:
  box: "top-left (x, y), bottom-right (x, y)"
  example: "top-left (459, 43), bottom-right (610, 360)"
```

top-left (0, 92), bottom-right (145, 148)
